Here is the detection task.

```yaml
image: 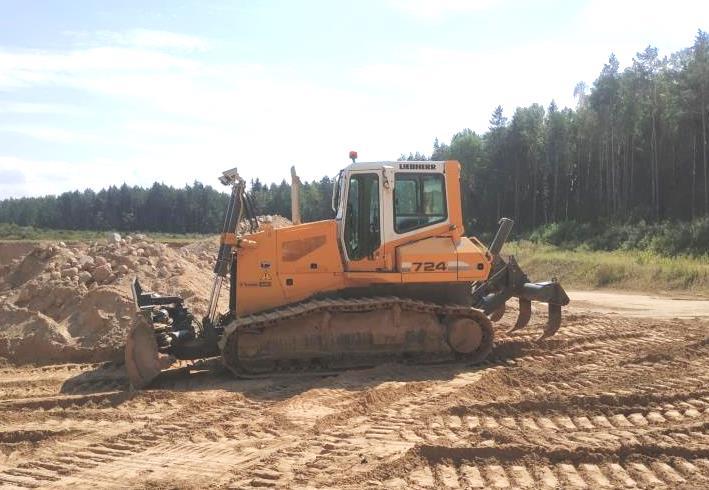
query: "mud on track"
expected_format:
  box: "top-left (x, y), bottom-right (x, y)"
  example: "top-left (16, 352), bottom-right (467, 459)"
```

top-left (0, 298), bottom-right (708, 489)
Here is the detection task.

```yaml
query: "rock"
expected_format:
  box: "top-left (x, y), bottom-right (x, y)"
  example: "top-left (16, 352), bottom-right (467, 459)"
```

top-left (78, 271), bottom-right (92, 283)
top-left (78, 255), bottom-right (95, 270)
top-left (136, 248), bottom-right (145, 257)
top-left (105, 273), bottom-right (116, 284)
top-left (107, 232), bottom-right (122, 244)
top-left (134, 233), bottom-right (146, 241)
top-left (158, 267), bottom-right (169, 278)
top-left (94, 256), bottom-right (107, 266)
top-left (17, 287), bottom-right (32, 302)
top-left (61, 267), bottom-right (79, 278)
top-left (50, 271), bottom-right (61, 280)
top-left (58, 241), bottom-right (66, 248)
top-left (117, 264), bottom-right (129, 275)
top-left (144, 245), bottom-right (159, 257)
top-left (92, 264), bottom-right (112, 282)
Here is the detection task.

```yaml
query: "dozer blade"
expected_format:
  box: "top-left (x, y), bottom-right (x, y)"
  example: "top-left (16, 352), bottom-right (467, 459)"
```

top-left (489, 304), bottom-right (505, 322)
top-left (510, 298), bottom-right (532, 332)
top-left (540, 303), bottom-right (562, 340)
top-left (125, 315), bottom-right (172, 389)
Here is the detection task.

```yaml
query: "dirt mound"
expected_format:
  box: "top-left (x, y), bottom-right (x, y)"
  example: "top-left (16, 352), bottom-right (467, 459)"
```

top-left (0, 241), bottom-right (35, 266)
top-left (0, 216), bottom-right (291, 366)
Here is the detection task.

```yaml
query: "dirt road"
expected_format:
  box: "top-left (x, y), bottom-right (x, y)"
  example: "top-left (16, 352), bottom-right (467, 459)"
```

top-left (569, 290), bottom-right (709, 319)
top-left (1, 291), bottom-right (708, 489)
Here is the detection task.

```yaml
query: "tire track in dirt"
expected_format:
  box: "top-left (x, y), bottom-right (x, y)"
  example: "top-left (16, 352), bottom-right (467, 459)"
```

top-left (0, 304), bottom-right (707, 488)
top-left (0, 391), bottom-right (268, 488)
top-left (367, 448), bottom-right (709, 489)
top-left (0, 370), bottom-right (364, 488)
top-left (261, 316), bottom-right (709, 488)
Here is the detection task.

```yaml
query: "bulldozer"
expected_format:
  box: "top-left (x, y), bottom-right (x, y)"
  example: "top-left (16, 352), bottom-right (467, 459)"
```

top-left (125, 154), bottom-right (569, 388)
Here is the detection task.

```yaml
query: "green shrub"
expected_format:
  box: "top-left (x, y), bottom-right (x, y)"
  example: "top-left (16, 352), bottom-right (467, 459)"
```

top-left (527, 218), bottom-right (709, 258)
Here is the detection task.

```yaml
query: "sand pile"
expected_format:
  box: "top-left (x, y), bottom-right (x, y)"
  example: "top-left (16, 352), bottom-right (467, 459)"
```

top-left (0, 215), bottom-right (291, 365)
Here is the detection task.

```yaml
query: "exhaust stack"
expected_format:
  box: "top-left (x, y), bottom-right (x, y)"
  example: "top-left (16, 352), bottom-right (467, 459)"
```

top-left (291, 166), bottom-right (302, 225)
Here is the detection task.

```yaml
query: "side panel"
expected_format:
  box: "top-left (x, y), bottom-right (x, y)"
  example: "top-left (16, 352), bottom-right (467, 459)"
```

top-left (236, 220), bottom-right (346, 316)
top-left (235, 227), bottom-right (287, 316)
top-left (276, 220), bottom-right (346, 302)
top-left (396, 237), bottom-right (457, 283)
top-left (277, 220), bottom-right (344, 274)
top-left (394, 236), bottom-right (492, 283)
top-left (454, 237), bottom-right (492, 281)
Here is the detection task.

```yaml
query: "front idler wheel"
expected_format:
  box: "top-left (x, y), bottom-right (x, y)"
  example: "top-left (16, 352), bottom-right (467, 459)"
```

top-left (445, 312), bottom-right (494, 363)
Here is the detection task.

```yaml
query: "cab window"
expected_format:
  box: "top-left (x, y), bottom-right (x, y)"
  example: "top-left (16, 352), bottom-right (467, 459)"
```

top-left (344, 173), bottom-right (380, 260)
top-left (394, 174), bottom-right (447, 233)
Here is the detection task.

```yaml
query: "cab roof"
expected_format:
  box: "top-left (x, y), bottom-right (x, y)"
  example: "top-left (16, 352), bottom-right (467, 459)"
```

top-left (342, 160), bottom-right (445, 172)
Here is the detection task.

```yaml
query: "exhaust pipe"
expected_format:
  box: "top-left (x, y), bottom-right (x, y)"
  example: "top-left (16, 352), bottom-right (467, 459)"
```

top-left (291, 166), bottom-right (301, 225)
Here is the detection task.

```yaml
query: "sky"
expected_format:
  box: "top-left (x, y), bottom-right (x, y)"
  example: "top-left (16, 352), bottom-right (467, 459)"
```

top-left (0, 0), bottom-right (707, 198)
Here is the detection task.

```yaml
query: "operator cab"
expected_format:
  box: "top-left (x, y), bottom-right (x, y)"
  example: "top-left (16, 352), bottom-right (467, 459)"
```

top-left (333, 153), bottom-right (459, 271)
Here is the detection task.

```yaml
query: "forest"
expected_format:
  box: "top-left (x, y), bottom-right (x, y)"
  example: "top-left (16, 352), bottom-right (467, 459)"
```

top-left (1, 31), bottom-right (707, 242)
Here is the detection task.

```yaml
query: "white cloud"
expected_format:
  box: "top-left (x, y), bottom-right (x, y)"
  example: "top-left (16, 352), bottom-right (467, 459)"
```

top-left (112, 29), bottom-right (208, 51)
top-left (0, 154), bottom-right (202, 199)
top-left (0, 46), bottom-right (199, 89)
top-left (1, 12), bottom-right (706, 199)
top-left (573, 0), bottom-right (708, 64)
top-left (0, 156), bottom-right (102, 198)
top-left (388, 0), bottom-right (499, 19)
top-left (68, 28), bottom-right (209, 51)
top-left (0, 34), bottom-right (638, 195)
top-left (0, 101), bottom-right (87, 116)
top-left (0, 125), bottom-right (96, 143)
top-left (351, 42), bottom-right (603, 136)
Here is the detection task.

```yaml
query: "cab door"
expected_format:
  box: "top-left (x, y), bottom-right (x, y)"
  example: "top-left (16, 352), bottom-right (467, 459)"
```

top-left (342, 172), bottom-right (385, 271)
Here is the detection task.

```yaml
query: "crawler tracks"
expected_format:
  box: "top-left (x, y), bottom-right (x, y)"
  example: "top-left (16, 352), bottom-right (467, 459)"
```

top-left (0, 299), bottom-right (708, 488)
top-left (220, 296), bottom-right (495, 374)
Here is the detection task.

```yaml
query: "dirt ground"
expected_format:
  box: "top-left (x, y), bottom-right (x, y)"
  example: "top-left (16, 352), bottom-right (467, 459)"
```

top-left (1, 239), bottom-right (709, 488)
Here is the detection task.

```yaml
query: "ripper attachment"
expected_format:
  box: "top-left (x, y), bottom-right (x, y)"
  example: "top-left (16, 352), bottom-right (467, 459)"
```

top-left (471, 218), bottom-right (570, 339)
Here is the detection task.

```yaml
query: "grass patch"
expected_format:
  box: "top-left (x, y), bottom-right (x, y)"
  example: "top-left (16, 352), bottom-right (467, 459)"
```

top-left (506, 240), bottom-right (709, 294)
top-left (0, 223), bottom-right (210, 243)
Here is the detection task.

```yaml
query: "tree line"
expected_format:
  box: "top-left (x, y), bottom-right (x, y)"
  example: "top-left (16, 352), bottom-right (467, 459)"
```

top-left (1, 30), bottom-right (707, 236)
top-left (0, 179), bottom-right (336, 234)
top-left (424, 30), bottom-right (709, 233)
